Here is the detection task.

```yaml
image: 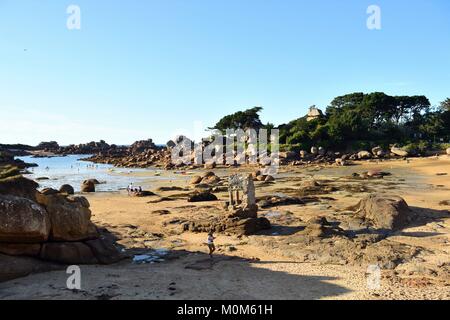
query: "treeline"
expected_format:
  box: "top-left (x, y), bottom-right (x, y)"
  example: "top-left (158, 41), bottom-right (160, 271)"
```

top-left (210, 92), bottom-right (450, 153)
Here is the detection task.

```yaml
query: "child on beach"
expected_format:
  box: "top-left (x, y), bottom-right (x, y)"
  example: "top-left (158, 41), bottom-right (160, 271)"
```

top-left (207, 232), bottom-right (216, 258)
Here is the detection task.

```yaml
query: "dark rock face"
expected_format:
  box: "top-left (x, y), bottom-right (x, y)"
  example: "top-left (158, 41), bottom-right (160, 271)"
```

top-left (224, 217), bottom-right (271, 235)
top-left (227, 204), bottom-right (258, 219)
top-left (36, 141), bottom-right (59, 152)
top-left (129, 139), bottom-right (156, 154)
top-left (59, 184), bottom-right (74, 195)
top-left (85, 238), bottom-right (122, 264)
top-left (81, 180), bottom-right (96, 192)
top-left (57, 140), bottom-right (111, 155)
top-left (0, 195), bottom-right (51, 243)
top-left (0, 175), bottom-right (39, 200)
top-left (40, 242), bottom-right (99, 265)
top-left (188, 191), bottom-right (218, 202)
top-left (186, 216), bottom-right (271, 236)
top-left (350, 194), bottom-right (411, 231)
top-left (302, 217), bottom-right (345, 238)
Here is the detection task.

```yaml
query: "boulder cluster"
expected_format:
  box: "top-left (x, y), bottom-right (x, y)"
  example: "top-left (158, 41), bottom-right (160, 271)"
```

top-left (0, 165), bottom-right (121, 282)
top-left (282, 145), bottom-right (417, 167)
top-left (57, 140), bottom-right (113, 155)
top-left (83, 139), bottom-right (169, 168)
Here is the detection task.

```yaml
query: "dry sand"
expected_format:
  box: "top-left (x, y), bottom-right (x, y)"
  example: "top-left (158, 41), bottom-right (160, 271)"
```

top-left (1, 157), bottom-right (449, 300)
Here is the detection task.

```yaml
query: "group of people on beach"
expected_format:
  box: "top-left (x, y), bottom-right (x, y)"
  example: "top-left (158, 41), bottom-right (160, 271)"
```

top-left (127, 183), bottom-right (143, 195)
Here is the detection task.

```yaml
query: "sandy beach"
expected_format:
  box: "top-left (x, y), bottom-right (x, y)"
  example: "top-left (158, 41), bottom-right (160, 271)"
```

top-left (1, 157), bottom-right (449, 300)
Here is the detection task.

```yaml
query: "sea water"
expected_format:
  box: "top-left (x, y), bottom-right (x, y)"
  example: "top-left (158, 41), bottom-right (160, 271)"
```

top-left (18, 155), bottom-right (160, 192)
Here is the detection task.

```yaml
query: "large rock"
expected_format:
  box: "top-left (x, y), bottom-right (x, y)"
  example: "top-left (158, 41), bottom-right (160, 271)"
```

top-left (187, 216), bottom-right (271, 236)
top-left (391, 146), bottom-right (409, 157)
top-left (0, 175), bottom-right (39, 200)
top-left (201, 174), bottom-right (221, 185)
top-left (40, 242), bottom-right (98, 264)
top-left (225, 217), bottom-right (271, 236)
top-left (59, 184), bottom-right (74, 195)
top-left (81, 180), bottom-right (95, 192)
top-left (36, 192), bottom-right (98, 241)
top-left (190, 176), bottom-right (202, 185)
top-left (357, 151), bottom-right (372, 159)
top-left (372, 146), bottom-right (386, 157)
top-left (351, 194), bottom-right (411, 230)
top-left (0, 195), bottom-right (51, 243)
top-left (188, 191), bottom-right (218, 202)
top-left (228, 204), bottom-right (258, 219)
top-left (36, 141), bottom-right (59, 151)
top-left (447, 148), bottom-right (450, 155)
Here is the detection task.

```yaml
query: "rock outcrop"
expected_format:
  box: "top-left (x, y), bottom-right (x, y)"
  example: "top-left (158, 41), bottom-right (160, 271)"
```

top-left (391, 146), bottom-right (409, 157)
top-left (81, 180), bottom-right (96, 192)
top-left (59, 184), bottom-right (75, 195)
top-left (0, 195), bottom-right (51, 243)
top-left (36, 190), bottom-right (99, 241)
top-left (350, 194), bottom-right (412, 231)
top-left (188, 191), bottom-right (218, 202)
top-left (0, 165), bottom-right (122, 282)
top-left (357, 151), bottom-right (372, 159)
top-left (36, 141), bottom-right (59, 152)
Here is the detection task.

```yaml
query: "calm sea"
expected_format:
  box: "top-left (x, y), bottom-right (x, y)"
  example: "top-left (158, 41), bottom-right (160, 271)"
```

top-left (18, 155), bottom-right (159, 192)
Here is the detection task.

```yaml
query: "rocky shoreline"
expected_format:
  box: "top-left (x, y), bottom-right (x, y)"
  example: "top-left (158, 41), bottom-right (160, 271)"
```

top-left (0, 154), bottom-right (122, 282)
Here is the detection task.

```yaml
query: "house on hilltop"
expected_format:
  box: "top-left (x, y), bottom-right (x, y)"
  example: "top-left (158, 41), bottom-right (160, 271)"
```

top-left (306, 105), bottom-right (323, 122)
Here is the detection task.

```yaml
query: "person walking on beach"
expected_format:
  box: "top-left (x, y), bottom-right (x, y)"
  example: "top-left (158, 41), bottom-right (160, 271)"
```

top-left (207, 232), bottom-right (216, 258)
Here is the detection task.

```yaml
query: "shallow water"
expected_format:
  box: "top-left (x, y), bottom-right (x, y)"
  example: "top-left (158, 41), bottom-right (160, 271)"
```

top-left (18, 155), bottom-right (162, 192)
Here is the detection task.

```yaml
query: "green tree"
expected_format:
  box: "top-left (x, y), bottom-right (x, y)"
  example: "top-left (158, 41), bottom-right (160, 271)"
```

top-left (210, 107), bottom-right (264, 132)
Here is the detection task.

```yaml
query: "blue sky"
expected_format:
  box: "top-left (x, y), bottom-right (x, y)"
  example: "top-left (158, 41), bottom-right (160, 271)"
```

top-left (1, 0), bottom-right (449, 145)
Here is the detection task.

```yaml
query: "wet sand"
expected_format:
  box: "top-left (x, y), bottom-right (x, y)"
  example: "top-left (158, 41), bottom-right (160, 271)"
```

top-left (1, 157), bottom-right (449, 300)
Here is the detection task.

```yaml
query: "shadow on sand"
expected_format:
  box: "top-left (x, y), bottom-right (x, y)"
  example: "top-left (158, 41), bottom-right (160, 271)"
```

top-left (0, 226), bottom-right (352, 300)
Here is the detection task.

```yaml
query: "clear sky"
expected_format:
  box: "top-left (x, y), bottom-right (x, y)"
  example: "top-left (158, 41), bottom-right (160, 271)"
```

top-left (1, 0), bottom-right (449, 145)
